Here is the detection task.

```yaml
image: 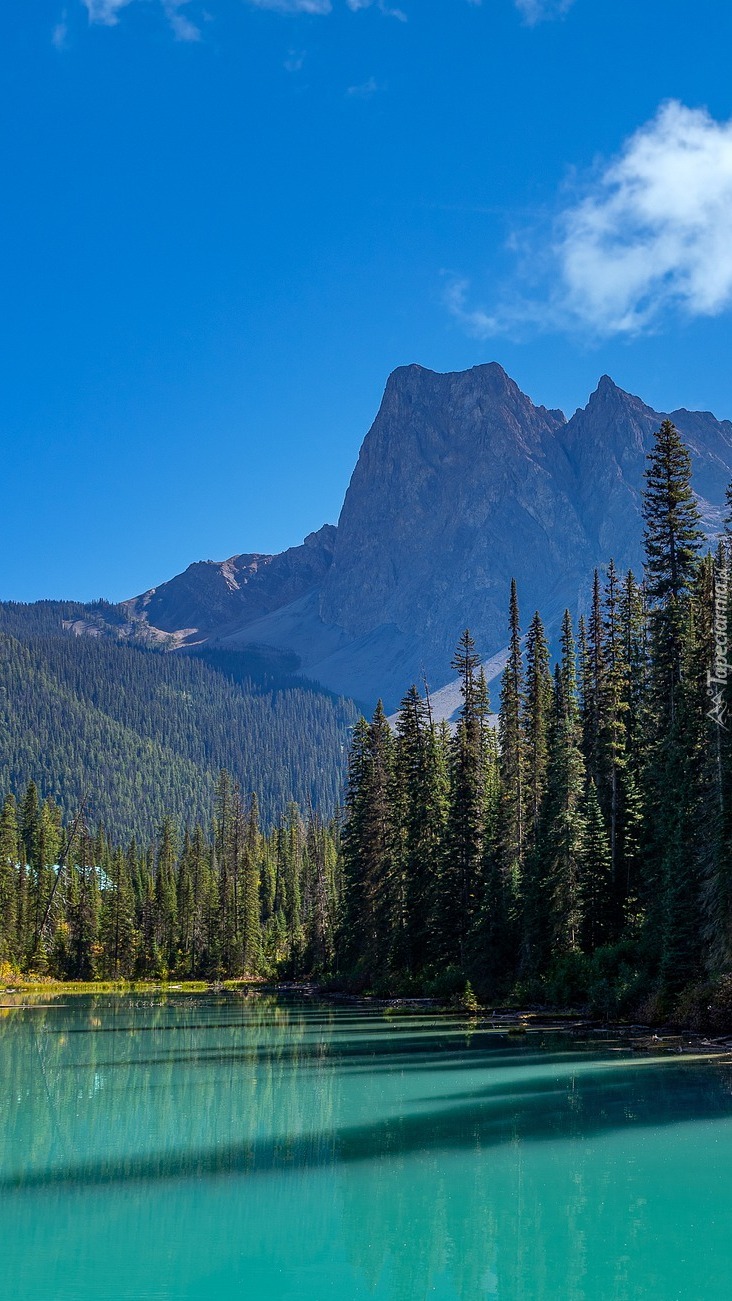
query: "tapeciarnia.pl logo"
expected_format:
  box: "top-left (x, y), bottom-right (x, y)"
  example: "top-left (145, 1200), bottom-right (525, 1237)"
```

top-left (707, 551), bottom-right (729, 730)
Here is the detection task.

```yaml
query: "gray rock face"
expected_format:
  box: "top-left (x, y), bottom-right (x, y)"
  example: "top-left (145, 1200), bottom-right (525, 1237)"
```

top-left (561, 376), bottom-right (732, 569)
top-left (123, 364), bottom-right (732, 709)
top-left (320, 362), bottom-right (590, 687)
top-left (124, 525), bottom-right (336, 645)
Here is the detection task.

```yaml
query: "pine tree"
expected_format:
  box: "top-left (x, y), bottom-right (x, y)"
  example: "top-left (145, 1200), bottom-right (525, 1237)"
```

top-left (394, 684), bottom-right (448, 974)
top-left (341, 706), bottom-right (396, 978)
top-left (642, 420), bottom-right (704, 991)
top-left (100, 845), bottom-right (137, 977)
top-left (441, 632), bottom-right (486, 968)
top-left (539, 614), bottom-right (587, 957)
top-left (68, 826), bottom-right (101, 979)
top-left (176, 830), bottom-right (196, 975)
top-left (643, 419), bottom-right (703, 723)
top-left (29, 797), bottom-right (62, 965)
top-left (499, 581), bottom-right (525, 910)
top-left (154, 817), bottom-right (178, 973)
top-left (520, 611), bottom-right (552, 974)
top-left (0, 793), bottom-right (18, 964)
top-left (580, 780), bottom-right (613, 953)
top-left (598, 559), bottom-right (631, 927)
top-left (242, 794), bottom-right (263, 975)
top-left (579, 571), bottom-right (605, 786)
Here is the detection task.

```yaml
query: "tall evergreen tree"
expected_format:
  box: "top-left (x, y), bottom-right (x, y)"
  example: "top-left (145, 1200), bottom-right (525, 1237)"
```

top-left (642, 420), bottom-right (704, 991)
top-left (520, 611), bottom-right (552, 973)
top-left (539, 614), bottom-right (587, 956)
top-left (242, 794), bottom-right (263, 975)
top-left (499, 581), bottom-right (525, 910)
top-left (642, 418), bottom-right (703, 723)
top-left (341, 705), bottom-right (396, 979)
top-left (0, 794), bottom-right (18, 964)
top-left (442, 632), bottom-right (487, 967)
top-left (580, 780), bottom-right (613, 953)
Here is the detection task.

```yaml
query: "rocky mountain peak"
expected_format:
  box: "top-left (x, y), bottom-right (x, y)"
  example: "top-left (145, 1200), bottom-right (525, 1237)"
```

top-left (116, 362), bottom-right (732, 711)
top-left (318, 362), bottom-right (586, 680)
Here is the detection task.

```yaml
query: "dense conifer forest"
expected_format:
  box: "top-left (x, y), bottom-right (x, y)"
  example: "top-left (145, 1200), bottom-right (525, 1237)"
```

top-left (0, 772), bottom-right (341, 981)
top-left (0, 616), bottom-right (357, 839)
top-left (3, 420), bottom-right (732, 1026)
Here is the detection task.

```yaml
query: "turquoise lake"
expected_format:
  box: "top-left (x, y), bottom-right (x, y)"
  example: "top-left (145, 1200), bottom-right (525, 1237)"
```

top-left (2, 993), bottom-right (732, 1300)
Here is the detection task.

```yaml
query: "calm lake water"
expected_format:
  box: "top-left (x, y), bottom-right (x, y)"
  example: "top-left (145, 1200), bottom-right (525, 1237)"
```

top-left (2, 993), bottom-right (732, 1301)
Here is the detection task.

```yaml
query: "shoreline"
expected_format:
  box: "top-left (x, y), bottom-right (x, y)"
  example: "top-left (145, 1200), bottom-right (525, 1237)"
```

top-left (3, 977), bottom-right (732, 1058)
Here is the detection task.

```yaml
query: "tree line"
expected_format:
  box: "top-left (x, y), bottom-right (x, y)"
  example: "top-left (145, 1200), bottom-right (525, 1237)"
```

top-left (0, 772), bottom-right (340, 981)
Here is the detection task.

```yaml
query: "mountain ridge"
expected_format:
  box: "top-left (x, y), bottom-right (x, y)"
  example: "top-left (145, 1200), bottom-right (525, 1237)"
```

top-left (9, 363), bottom-right (732, 712)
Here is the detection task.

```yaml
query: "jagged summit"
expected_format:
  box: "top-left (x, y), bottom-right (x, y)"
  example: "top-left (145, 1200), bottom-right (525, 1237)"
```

top-left (119, 363), bottom-right (732, 708)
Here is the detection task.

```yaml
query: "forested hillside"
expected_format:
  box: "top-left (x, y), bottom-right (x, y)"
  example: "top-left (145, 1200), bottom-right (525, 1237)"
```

top-left (0, 620), bottom-right (357, 840)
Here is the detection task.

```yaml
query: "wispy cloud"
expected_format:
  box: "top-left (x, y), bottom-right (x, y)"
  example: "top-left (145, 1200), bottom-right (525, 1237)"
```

top-left (284, 47), bottom-right (306, 71)
top-left (513, 0), bottom-right (575, 24)
top-left (346, 75), bottom-right (381, 97)
top-left (346, 0), bottom-right (407, 20)
top-left (466, 0), bottom-right (576, 20)
top-left (163, 0), bottom-right (201, 40)
top-left (52, 10), bottom-right (70, 48)
top-left (79, 0), bottom-right (414, 35)
top-left (245, 0), bottom-right (332, 13)
top-left (83, 0), bottom-right (133, 24)
top-left (447, 101), bottom-right (732, 340)
top-left (83, 0), bottom-right (201, 37)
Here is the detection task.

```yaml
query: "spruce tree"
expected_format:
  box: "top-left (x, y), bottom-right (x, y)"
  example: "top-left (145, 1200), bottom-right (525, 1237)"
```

top-left (341, 707), bottom-right (396, 979)
top-left (580, 780), bottom-right (613, 953)
top-left (442, 632), bottom-right (486, 968)
top-left (642, 420), bottom-right (703, 991)
top-left (0, 793), bottom-right (18, 964)
top-left (242, 794), bottom-right (263, 975)
top-left (394, 684), bottom-right (448, 974)
top-left (538, 614), bottom-right (587, 957)
top-left (642, 419), bottom-right (703, 723)
top-left (100, 845), bottom-right (136, 977)
top-left (498, 581), bottom-right (525, 910)
top-left (154, 817), bottom-right (178, 974)
top-left (520, 611), bottom-right (552, 974)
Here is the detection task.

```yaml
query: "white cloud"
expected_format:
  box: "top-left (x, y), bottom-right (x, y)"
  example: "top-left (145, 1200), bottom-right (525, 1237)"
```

top-left (558, 101), bottom-right (732, 333)
top-left (447, 100), bottom-right (732, 340)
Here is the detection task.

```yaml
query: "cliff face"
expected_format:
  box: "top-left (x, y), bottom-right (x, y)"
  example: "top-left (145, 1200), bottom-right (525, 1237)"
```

top-left (119, 364), bottom-right (732, 709)
top-left (319, 363), bottom-right (588, 683)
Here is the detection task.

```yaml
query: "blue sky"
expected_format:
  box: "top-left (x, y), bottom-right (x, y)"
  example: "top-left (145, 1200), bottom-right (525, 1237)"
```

top-left (4, 0), bottom-right (732, 601)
